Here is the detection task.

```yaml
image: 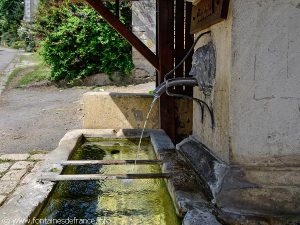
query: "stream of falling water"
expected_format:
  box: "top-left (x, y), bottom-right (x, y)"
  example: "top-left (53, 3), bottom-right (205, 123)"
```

top-left (134, 96), bottom-right (159, 169)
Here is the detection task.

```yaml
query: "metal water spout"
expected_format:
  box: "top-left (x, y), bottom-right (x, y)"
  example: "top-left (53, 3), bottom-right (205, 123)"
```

top-left (152, 40), bottom-right (216, 128)
top-left (153, 76), bottom-right (215, 128)
top-left (153, 77), bottom-right (198, 98)
top-left (153, 41), bottom-right (216, 98)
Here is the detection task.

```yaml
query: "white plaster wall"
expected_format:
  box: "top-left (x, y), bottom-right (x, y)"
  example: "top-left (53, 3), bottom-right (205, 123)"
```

top-left (193, 5), bottom-right (232, 163)
top-left (193, 0), bottom-right (300, 165)
top-left (230, 0), bottom-right (300, 165)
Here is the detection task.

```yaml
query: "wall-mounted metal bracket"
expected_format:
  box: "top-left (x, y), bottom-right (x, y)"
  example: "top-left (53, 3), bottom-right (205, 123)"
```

top-left (190, 0), bottom-right (230, 34)
top-left (189, 41), bottom-right (216, 96)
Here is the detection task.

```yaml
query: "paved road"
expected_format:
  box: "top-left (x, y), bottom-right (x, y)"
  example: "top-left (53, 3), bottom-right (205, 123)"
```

top-left (0, 47), bottom-right (18, 72)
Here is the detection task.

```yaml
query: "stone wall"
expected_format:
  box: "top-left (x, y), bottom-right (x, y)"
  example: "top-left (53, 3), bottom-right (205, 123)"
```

top-left (193, 0), bottom-right (300, 166)
top-left (132, 0), bottom-right (156, 78)
top-left (24, 0), bottom-right (39, 22)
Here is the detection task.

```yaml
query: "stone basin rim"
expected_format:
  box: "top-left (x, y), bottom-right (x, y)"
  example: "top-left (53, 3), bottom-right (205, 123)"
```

top-left (0, 129), bottom-right (213, 225)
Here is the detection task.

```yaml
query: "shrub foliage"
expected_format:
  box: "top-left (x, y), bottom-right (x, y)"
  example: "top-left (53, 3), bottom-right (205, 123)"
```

top-left (0, 0), bottom-right (24, 47)
top-left (34, 0), bottom-right (134, 82)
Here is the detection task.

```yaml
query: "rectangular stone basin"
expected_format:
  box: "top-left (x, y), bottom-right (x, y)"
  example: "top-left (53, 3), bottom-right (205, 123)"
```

top-left (0, 129), bottom-right (205, 225)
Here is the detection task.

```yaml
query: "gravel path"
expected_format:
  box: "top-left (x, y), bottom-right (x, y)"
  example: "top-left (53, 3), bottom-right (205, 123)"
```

top-left (0, 83), bottom-right (155, 154)
top-left (0, 87), bottom-right (88, 154)
top-left (0, 48), bottom-right (19, 94)
top-left (0, 47), bottom-right (17, 71)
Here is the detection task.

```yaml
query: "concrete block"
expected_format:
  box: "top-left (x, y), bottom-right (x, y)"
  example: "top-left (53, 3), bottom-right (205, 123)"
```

top-left (31, 161), bottom-right (44, 173)
top-left (0, 162), bottom-right (11, 173)
top-left (0, 181), bottom-right (18, 194)
top-left (217, 185), bottom-right (300, 215)
top-left (10, 161), bottom-right (34, 170)
top-left (20, 172), bottom-right (37, 185)
top-left (183, 208), bottom-right (221, 225)
top-left (0, 195), bottom-right (6, 205)
top-left (217, 166), bottom-right (300, 215)
top-left (0, 154), bottom-right (29, 161)
top-left (1, 169), bottom-right (27, 181)
top-left (83, 92), bottom-right (159, 130)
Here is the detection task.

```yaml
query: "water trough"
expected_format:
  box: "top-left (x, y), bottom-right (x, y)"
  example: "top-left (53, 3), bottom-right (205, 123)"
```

top-left (0, 129), bottom-right (220, 225)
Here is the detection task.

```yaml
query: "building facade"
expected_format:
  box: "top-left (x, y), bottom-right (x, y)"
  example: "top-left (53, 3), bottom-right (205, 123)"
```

top-left (23, 0), bottom-right (39, 22)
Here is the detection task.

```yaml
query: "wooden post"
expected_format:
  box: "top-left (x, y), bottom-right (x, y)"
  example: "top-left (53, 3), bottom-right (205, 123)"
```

top-left (185, 1), bottom-right (194, 85)
top-left (157, 0), bottom-right (176, 141)
top-left (175, 0), bottom-right (185, 93)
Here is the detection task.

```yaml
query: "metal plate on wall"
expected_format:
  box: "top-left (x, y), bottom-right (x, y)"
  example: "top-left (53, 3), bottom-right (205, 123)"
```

top-left (190, 0), bottom-right (230, 34)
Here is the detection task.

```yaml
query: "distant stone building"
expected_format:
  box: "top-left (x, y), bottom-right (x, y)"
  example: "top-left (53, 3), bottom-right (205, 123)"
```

top-left (23, 0), bottom-right (39, 22)
top-left (132, 0), bottom-right (156, 79)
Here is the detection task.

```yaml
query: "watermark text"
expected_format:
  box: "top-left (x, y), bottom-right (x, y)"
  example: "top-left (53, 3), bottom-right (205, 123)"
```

top-left (0, 217), bottom-right (111, 224)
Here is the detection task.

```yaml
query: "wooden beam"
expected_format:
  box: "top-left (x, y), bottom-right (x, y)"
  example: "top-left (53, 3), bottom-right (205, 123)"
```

top-left (86, 0), bottom-right (159, 70)
top-left (175, 0), bottom-right (185, 86)
top-left (190, 0), bottom-right (230, 33)
top-left (43, 173), bottom-right (171, 181)
top-left (157, 0), bottom-right (176, 142)
top-left (61, 159), bottom-right (163, 166)
top-left (184, 1), bottom-right (194, 96)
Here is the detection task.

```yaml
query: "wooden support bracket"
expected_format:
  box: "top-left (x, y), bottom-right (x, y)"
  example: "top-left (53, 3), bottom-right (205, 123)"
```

top-left (190, 0), bottom-right (230, 33)
top-left (86, 0), bottom-right (159, 70)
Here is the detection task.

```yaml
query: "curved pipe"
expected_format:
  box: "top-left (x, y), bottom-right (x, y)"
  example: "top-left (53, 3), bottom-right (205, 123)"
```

top-left (153, 77), bottom-right (198, 97)
top-left (153, 77), bottom-right (215, 128)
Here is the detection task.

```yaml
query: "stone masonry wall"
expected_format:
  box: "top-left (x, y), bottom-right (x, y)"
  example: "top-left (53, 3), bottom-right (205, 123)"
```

top-left (132, 0), bottom-right (156, 78)
top-left (24, 0), bottom-right (39, 22)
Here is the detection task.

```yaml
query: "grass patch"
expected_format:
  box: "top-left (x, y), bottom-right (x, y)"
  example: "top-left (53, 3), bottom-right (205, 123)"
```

top-left (28, 149), bottom-right (48, 155)
top-left (19, 64), bottom-right (50, 86)
top-left (19, 53), bottom-right (41, 64)
top-left (7, 67), bottom-right (23, 85)
top-left (7, 53), bottom-right (50, 87)
top-left (0, 159), bottom-right (12, 163)
top-left (148, 90), bottom-right (154, 95)
top-left (50, 168), bottom-right (60, 173)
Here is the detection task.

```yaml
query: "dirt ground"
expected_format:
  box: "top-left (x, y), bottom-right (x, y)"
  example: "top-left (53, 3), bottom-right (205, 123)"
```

top-left (0, 82), bottom-right (155, 154)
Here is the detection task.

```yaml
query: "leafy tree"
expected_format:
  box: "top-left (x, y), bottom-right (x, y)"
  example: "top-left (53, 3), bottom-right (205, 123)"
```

top-left (34, 0), bottom-right (134, 83)
top-left (0, 0), bottom-right (24, 47)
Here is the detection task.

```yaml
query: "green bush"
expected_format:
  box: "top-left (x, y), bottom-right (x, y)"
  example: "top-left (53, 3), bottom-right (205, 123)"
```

top-left (0, 0), bottom-right (24, 47)
top-left (18, 24), bottom-right (36, 52)
top-left (34, 0), bottom-right (134, 83)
